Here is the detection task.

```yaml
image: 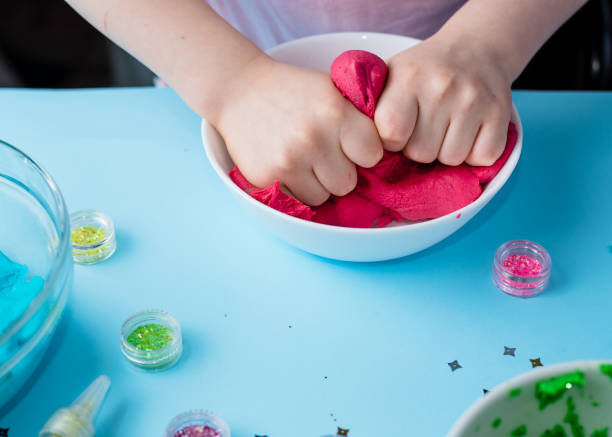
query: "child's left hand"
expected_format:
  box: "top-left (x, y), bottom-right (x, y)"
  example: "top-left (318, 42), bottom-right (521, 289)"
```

top-left (374, 34), bottom-right (513, 167)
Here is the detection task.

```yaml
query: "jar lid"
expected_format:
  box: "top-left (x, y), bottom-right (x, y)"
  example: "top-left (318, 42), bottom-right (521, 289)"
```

top-left (70, 210), bottom-right (116, 264)
top-left (120, 310), bottom-right (182, 371)
top-left (492, 240), bottom-right (552, 298)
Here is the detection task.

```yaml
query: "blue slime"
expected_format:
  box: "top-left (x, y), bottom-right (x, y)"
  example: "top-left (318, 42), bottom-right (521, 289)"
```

top-left (0, 250), bottom-right (44, 358)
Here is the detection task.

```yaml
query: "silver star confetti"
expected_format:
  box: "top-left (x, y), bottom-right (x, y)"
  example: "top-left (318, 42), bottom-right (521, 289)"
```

top-left (530, 358), bottom-right (543, 368)
top-left (504, 346), bottom-right (516, 356)
top-left (448, 360), bottom-right (462, 372)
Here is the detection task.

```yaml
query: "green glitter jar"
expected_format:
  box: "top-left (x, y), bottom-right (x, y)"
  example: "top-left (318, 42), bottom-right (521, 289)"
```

top-left (70, 210), bottom-right (116, 264)
top-left (120, 310), bottom-right (182, 371)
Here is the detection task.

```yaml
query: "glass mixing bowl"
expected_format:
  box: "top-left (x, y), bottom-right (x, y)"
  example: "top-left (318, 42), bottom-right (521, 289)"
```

top-left (0, 139), bottom-right (73, 413)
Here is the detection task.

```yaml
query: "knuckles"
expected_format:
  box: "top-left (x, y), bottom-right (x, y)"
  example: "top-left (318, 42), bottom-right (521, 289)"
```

top-left (438, 152), bottom-right (465, 167)
top-left (376, 109), bottom-right (411, 151)
top-left (363, 145), bottom-right (384, 168)
top-left (428, 70), bottom-right (457, 104)
top-left (308, 191), bottom-right (331, 207)
top-left (273, 122), bottom-right (321, 174)
top-left (458, 83), bottom-right (482, 112)
top-left (320, 97), bottom-right (347, 125)
top-left (468, 143), bottom-right (504, 166)
top-left (404, 144), bottom-right (437, 164)
top-left (333, 167), bottom-right (358, 196)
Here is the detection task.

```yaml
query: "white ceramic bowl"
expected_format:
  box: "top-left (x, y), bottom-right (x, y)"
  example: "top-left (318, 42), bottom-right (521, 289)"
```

top-left (201, 32), bottom-right (523, 262)
top-left (448, 360), bottom-right (612, 437)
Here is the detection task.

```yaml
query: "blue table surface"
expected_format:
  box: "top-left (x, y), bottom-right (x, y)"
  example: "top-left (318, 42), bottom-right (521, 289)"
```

top-left (0, 87), bottom-right (611, 437)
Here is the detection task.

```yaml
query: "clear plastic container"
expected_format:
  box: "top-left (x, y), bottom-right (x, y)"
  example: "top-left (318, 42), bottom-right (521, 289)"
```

top-left (165, 410), bottom-right (231, 437)
top-left (492, 239), bottom-right (551, 297)
top-left (70, 210), bottom-right (116, 264)
top-left (0, 139), bottom-right (73, 412)
top-left (120, 310), bottom-right (182, 371)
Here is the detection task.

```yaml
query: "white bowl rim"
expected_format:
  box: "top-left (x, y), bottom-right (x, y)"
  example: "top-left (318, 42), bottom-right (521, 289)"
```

top-left (447, 359), bottom-right (612, 437)
top-left (202, 31), bottom-right (523, 235)
top-left (267, 31), bottom-right (423, 55)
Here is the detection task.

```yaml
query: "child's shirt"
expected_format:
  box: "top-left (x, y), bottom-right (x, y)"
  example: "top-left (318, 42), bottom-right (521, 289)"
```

top-left (206, 0), bottom-right (466, 49)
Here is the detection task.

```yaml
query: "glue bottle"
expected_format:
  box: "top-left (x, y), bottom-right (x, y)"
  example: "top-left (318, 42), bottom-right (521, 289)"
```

top-left (39, 375), bottom-right (110, 437)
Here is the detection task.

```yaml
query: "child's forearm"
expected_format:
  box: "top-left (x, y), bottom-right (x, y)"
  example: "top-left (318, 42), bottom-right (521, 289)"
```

top-left (437, 0), bottom-right (589, 81)
top-left (65, 0), bottom-right (266, 123)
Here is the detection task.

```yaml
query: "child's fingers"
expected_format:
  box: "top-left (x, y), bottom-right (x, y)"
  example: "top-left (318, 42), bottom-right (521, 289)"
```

top-left (374, 91), bottom-right (419, 152)
top-left (465, 117), bottom-right (509, 166)
top-left (313, 146), bottom-right (358, 197)
top-left (339, 112), bottom-right (383, 168)
top-left (283, 169), bottom-right (330, 206)
top-left (402, 103), bottom-right (449, 163)
top-left (438, 115), bottom-right (482, 166)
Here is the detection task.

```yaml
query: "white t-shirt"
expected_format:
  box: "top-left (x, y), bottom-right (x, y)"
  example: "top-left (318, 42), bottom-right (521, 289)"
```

top-left (206, 0), bottom-right (467, 49)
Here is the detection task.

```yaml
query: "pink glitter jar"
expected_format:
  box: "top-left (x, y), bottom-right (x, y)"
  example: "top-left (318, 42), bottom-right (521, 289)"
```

top-left (492, 240), bottom-right (551, 297)
top-left (165, 410), bottom-right (230, 437)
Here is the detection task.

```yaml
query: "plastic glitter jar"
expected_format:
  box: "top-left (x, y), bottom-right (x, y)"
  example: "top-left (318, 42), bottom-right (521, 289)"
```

top-left (492, 240), bottom-right (551, 297)
top-left (165, 410), bottom-right (231, 437)
top-left (120, 310), bottom-right (182, 371)
top-left (70, 210), bottom-right (116, 264)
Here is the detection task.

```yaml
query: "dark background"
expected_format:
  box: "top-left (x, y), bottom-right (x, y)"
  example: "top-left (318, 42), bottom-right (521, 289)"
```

top-left (0, 0), bottom-right (610, 89)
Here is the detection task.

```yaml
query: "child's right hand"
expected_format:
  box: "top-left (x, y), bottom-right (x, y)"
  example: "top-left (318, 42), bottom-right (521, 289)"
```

top-left (214, 56), bottom-right (383, 206)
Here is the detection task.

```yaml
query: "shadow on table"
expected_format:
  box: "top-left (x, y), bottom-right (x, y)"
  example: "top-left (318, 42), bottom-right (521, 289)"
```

top-left (109, 229), bottom-right (135, 264)
top-left (173, 324), bottom-right (203, 372)
top-left (95, 398), bottom-right (130, 437)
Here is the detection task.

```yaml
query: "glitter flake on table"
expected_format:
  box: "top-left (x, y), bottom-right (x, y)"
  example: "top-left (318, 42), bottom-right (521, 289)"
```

top-left (448, 360), bottom-right (462, 372)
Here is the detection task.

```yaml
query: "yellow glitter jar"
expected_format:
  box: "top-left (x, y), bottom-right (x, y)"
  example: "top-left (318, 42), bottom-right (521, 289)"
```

top-left (70, 210), bottom-right (116, 264)
top-left (120, 310), bottom-right (183, 372)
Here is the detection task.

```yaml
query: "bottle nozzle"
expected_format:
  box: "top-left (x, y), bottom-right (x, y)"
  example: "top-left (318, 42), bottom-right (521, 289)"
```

top-left (70, 375), bottom-right (110, 423)
top-left (39, 375), bottom-right (110, 437)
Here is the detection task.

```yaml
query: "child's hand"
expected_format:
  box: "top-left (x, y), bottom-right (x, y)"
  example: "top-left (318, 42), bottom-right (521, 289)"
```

top-left (374, 35), bottom-right (513, 167)
top-left (215, 57), bottom-right (383, 206)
